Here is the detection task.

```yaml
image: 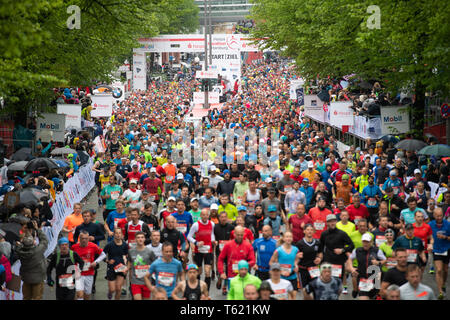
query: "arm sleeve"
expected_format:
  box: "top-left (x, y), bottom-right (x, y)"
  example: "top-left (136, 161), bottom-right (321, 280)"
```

top-left (187, 222), bottom-right (198, 244)
top-left (74, 252), bottom-right (85, 271)
top-left (94, 251), bottom-right (107, 264)
top-left (377, 249), bottom-right (387, 260)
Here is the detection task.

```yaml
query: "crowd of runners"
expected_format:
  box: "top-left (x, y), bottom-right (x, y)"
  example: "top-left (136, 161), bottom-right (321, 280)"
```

top-left (1, 59), bottom-right (450, 301)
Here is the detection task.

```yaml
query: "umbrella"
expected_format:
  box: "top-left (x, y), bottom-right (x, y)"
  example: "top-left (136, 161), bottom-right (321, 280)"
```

top-left (53, 159), bottom-right (70, 168)
top-left (418, 144), bottom-right (450, 157)
top-left (24, 157), bottom-right (59, 172)
top-left (51, 147), bottom-right (77, 156)
top-left (77, 150), bottom-right (89, 165)
top-left (380, 135), bottom-right (400, 144)
top-left (18, 187), bottom-right (48, 206)
top-left (11, 148), bottom-right (32, 161)
top-left (0, 222), bottom-right (23, 244)
top-left (394, 139), bottom-right (427, 152)
top-left (7, 160), bottom-right (29, 172)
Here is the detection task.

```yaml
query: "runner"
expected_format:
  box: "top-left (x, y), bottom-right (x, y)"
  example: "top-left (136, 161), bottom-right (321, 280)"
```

top-left (146, 230), bottom-right (163, 258)
top-left (284, 181), bottom-right (306, 219)
top-left (171, 264), bottom-right (210, 300)
top-left (214, 211), bottom-right (234, 294)
top-left (144, 242), bottom-right (183, 300)
top-left (263, 204), bottom-right (285, 239)
top-left (304, 263), bottom-right (343, 300)
top-left (124, 207), bottom-right (152, 250)
top-left (159, 196), bottom-right (177, 228)
top-left (227, 260), bottom-right (261, 300)
top-left (71, 231), bottom-right (105, 300)
top-left (399, 264), bottom-right (436, 300)
top-left (266, 262), bottom-right (294, 300)
top-left (140, 203), bottom-right (160, 232)
top-left (308, 197), bottom-right (332, 239)
top-left (104, 200), bottom-right (126, 242)
top-left (160, 215), bottom-right (188, 265)
top-left (252, 225), bottom-right (277, 281)
top-left (392, 223), bottom-right (427, 269)
top-left (379, 248), bottom-right (409, 299)
top-left (288, 203), bottom-right (312, 243)
top-left (127, 231), bottom-right (157, 300)
top-left (46, 237), bottom-right (85, 300)
top-left (187, 208), bottom-right (215, 291)
top-left (103, 228), bottom-right (129, 300)
top-left (269, 231), bottom-right (300, 300)
top-left (100, 175), bottom-right (123, 221)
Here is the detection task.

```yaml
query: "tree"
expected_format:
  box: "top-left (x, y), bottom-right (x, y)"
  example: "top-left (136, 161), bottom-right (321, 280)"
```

top-left (250, 0), bottom-right (450, 136)
top-left (0, 0), bottom-right (199, 116)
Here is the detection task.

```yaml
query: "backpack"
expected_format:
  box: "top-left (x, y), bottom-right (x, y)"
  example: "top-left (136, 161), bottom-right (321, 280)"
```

top-left (56, 249), bottom-right (75, 265)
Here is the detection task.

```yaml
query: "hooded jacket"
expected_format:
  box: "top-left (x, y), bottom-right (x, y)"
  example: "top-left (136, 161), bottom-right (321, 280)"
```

top-left (227, 272), bottom-right (262, 300)
top-left (0, 254), bottom-right (12, 285)
top-left (15, 229), bottom-right (48, 284)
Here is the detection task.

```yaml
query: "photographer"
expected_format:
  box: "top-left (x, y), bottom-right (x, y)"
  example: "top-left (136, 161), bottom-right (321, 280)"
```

top-left (15, 220), bottom-right (48, 300)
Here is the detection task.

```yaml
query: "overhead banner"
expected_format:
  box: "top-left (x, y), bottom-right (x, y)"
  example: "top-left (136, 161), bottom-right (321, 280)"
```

top-left (132, 49), bottom-right (147, 91)
top-left (36, 113), bottom-right (66, 142)
top-left (193, 91), bottom-right (220, 104)
top-left (380, 106), bottom-right (410, 135)
top-left (329, 102), bottom-right (354, 127)
top-left (57, 104), bottom-right (81, 129)
top-left (91, 94), bottom-right (113, 118)
top-left (304, 95), bottom-right (324, 122)
top-left (289, 79), bottom-right (304, 100)
top-left (210, 50), bottom-right (241, 82)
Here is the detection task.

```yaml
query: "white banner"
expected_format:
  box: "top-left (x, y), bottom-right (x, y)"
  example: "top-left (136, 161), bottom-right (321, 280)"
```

top-left (210, 50), bottom-right (241, 82)
top-left (91, 94), bottom-right (113, 118)
top-left (290, 79), bottom-right (304, 100)
top-left (57, 104), bottom-right (81, 129)
top-left (329, 102), bottom-right (354, 127)
top-left (380, 106), bottom-right (410, 135)
top-left (196, 70), bottom-right (218, 79)
top-left (132, 50), bottom-right (147, 91)
top-left (0, 159), bottom-right (96, 300)
top-left (193, 91), bottom-right (220, 104)
top-left (304, 95), bottom-right (325, 122)
top-left (36, 113), bottom-right (67, 142)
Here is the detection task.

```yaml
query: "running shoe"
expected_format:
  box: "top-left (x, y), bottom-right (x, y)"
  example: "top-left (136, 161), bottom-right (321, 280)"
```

top-left (429, 266), bottom-right (435, 274)
top-left (211, 271), bottom-right (215, 281)
top-left (222, 287), bottom-right (227, 296)
top-left (342, 286), bottom-right (348, 294)
top-left (121, 288), bottom-right (127, 296)
top-left (216, 278), bottom-right (222, 290)
top-left (352, 290), bottom-right (358, 299)
top-left (438, 293), bottom-right (444, 300)
top-left (107, 292), bottom-right (113, 300)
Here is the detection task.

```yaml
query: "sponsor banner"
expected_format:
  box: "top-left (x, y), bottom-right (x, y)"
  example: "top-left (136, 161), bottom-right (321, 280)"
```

top-left (36, 113), bottom-right (66, 142)
top-left (193, 91), bottom-right (220, 104)
top-left (329, 102), bottom-right (354, 127)
top-left (57, 104), bottom-right (81, 129)
top-left (304, 95), bottom-right (325, 122)
top-left (380, 106), bottom-right (410, 135)
top-left (196, 70), bottom-right (219, 79)
top-left (289, 79), bottom-right (304, 100)
top-left (137, 34), bottom-right (259, 53)
top-left (132, 49), bottom-right (147, 91)
top-left (110, 83), bottom-right (125, 102)
top-left (210, 50), bottom-right (241, 82)
top-left (349, 115), bottom-right (383, 140)
top-left (91, 94), bottom-right (113, 118)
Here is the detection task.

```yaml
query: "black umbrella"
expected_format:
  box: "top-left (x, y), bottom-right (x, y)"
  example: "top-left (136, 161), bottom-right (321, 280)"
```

top-left (11, 148), bottom-right (32, 161)
top-left (0, 222), bottom-right (23, 244)
top-left (394, 139), bottom-right (427, 152)
top-left (77, 150), bottom-right (89, 165)
top-left (24, 157), bottom-right (59, 172)
top-left (18, 187), bottom-right (48, 206)
top-left (380, 135), bottom-right (400, 144)
top-left (7, 160), bottom-right (29, 172)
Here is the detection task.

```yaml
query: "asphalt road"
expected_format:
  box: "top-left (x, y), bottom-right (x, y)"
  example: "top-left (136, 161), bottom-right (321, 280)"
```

top-left (43, 189), bottom-right (449, 300)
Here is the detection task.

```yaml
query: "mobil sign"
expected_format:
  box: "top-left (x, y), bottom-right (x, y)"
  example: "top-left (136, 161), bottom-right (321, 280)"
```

top-left (36, 113), bottom-right (66, 142)
top-left (380, 106), bottom-right (410, 135)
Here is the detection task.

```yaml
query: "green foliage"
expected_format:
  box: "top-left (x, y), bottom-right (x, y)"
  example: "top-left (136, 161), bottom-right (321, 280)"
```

top-left (0, 0), bottom-right (199, 115)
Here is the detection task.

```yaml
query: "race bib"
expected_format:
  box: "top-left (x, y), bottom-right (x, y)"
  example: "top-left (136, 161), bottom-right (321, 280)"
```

top-left (114, 263), bottom-right (127, 273)
top-left (232, 260), bottom-right (239, 274)
top-left (392, 186), bottom-right (399, 195)
top-left (149, 196), bottom-right (155, 202)
top-left (273, 235), bottom-right (281, 241)
top-left (59, 274), bottom-right (74, 288)
top-left (280, 264), bottom-right (292, 276)
top-left (272, 288), bottom-right (288, 300)
top-left (358, 278), bottom-right (374, 292)
top-left (134, 265), bottom-right (149, 279)
top-left (308, 266), bottom-right (320, 278)
top-left (367, 198), bottom-right (377, 207)
top-left (158, 272), bottom-right (174, 287)
top-left (386, 258), bottom-right (397, 269)
top-left (314, 222), bottom-right (325, 230)
top-left (219, 240), bottom-right (227, 251)
top-left (176, 223), bottom-right (187, 234)
top-left (354, 216), bottom-right (363, 225)
top-left (198, 245), bottom-right (210, 254)
top-left (406, 249), bottom-right (418, 263)
top-left (114, 218), bottom-right (121, 229)
top-left (331, 265), bottom-right (342, 277)
top-left (284, 185), bottom-right (293, 192)
top-left (110, 191), bottom-right (120, 200)
top-left (82, 261), bottom-right (91, 272)
top-left (166, 175), bottom-right (174, 182)
top-left (375, 236), bottom-right (387, 247)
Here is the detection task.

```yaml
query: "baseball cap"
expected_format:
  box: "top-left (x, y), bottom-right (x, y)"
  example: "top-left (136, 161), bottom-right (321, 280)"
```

top-left (130, 179), bottom-right (137, 184)
top-left (210, 165), bottom-right (217, 172)
top-left (190, 197), bottom-right (198, 203)
top-left (283, 170), bottom-right (290, 175)
top-left (385, 228), bottom-right (395, 235)
top-left (268, 205), bottom-right (277, 212)
top-left (405, 223), bottom-right (414, 230)
top-left (414, 169), bottom-right (421, 175)
top-left (186, 264), bottom-right (199, 271)
top-left (132, 164), bottom-right (138, 168)
top-left (176, 173), bottom-right (184, 180)
top-left (58, 237), bottom-right (69, 245)
top-left (362, 233), bottom-right (372, 242)
top-left (150, 167), bottom-right (157, 173)
top-left (210, 203), bottom-right (219, 210)
top-left (390, 170), bottom-right (397, 176)
top-left (265, 177), bottom-right (273, 183)
top-left (167, 196), bottom-right (176, 202)
top-left (142, 190), bottom-right (149, 195)
top-left (326, 214), bottom-right (337, 222)
top-left (303, 178), bottom-right (309, 183)
top-left (268, 187), bottom-right (276, 193)
top-left (308, 161), bottom-right (314, 168)
top-left (270, 263), bottom-right (281, 271)
top-left (238, 260), bottom-right (249, 270)
top-left (238, 206), bottom-right (247, 211)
